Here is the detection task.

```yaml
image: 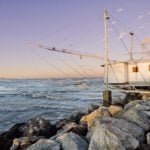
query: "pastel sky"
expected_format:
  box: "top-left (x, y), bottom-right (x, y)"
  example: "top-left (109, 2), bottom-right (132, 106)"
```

top-left (0, 0), bottom-right (149, 78)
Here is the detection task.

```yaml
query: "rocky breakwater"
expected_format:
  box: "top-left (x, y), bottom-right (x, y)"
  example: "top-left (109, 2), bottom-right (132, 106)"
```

top-left (0, 99), bottom-right (150, 150)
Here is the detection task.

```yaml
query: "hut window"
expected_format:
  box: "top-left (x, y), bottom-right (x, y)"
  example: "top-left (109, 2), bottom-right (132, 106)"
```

top-left (132, 66), bottom-right (138, 72)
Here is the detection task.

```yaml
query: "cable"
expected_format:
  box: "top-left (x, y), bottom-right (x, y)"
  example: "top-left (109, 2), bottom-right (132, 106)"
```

top-left (34, 49), bottom-right (71, 78)
top-left (109, 17), bottom-right (148, 87)
top-left (52, 52), bottom-right (104, 90)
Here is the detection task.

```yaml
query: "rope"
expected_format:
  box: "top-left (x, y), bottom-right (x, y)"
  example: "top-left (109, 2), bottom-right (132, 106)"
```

top-left (70, 55), bottom-right (103, 88)
top-left (51, 52), bottom-right (104, 91)
top-left (109, 18), bottom-right (148, 86)
top-left (34, 49), bottom-right (71, 78)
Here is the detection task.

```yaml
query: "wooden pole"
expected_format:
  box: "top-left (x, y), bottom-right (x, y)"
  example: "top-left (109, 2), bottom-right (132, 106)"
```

top-left (103, 9), bottom-right (112, 106)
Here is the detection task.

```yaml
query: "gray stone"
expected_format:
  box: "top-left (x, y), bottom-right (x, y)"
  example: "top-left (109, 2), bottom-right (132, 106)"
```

top-left (124, 100), bottom-right (150, 111)
top-left (24, 117), bottom-right (57, 138)
top-left (88, 125), bottom-right (125, 150)
top-left (57, 132), bottom-right (88, 150)
top-left (88, 117), bottom-right (144, 143)
top-left (89, 124), bottom-right (139, 150)
top-left (147, 132), bottom-right (150, 145)
top-left (88, 117), bottom-right (144, 150)
top-left (123, 108), bottom-right (150, 131)
top-left (27, 139), bottom-right (60, 150)
top-left (123, 100), bottom-right (150, 131)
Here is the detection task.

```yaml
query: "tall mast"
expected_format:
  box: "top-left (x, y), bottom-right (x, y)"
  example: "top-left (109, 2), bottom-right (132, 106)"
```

top-left (104, 9), bottom-right (109, 89)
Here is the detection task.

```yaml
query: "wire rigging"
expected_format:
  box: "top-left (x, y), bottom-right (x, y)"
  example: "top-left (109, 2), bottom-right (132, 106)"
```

top-left (51, 52), bottom-right (104, 90)
top-left (109, 13), bottom-right (148, 85)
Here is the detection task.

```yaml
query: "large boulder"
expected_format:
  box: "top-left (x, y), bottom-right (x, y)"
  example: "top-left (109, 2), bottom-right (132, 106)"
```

top-left (88, 117), bottom-right (144, 150)
top-left (80, 107), bottom-right (110, 127)
top-left (123, 109), bottom-right (150, 131)
top-left (124, 100), bottom-right (150, 111)
top-left (27, 139), bottom-right (60, 150)
top-left (88, 125), bottom-right (125, 150)
top-left (88, 117), bottom-right (144, 143)
top-left (24, 117), bottom-right (57, 138)
top-left (57, 132), bottom-right (88, 150)
top-left (0, 123), bottom-right (26, 150)
top-left (123, 100), bottom-right (150, 131)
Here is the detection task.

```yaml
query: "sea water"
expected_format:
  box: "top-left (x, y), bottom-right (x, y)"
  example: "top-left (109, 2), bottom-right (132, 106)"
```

top-left (0, 78), bottom-right (125, 131)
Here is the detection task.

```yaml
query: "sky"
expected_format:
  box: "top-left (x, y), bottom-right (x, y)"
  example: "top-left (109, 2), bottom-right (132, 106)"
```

top-left (0, 0), bottom-right (149, 78)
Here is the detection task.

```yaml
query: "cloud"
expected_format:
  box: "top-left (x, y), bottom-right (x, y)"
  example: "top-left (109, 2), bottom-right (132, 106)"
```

top-left (138, 15), bottom-right (143, 20)
top-left (147, 11), bottom-right (150, 15)
top-left (118, 32), bottom-right (127, 39)
top-left (116, 8), bottom-right (124, 13)
top-left (139, 26), bottom-right (144, 29)
top-left (112, 21), bottom-right (116, 24)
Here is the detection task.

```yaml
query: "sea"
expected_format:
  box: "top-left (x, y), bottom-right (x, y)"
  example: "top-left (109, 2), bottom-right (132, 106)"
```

top-left (0, 78), bottom-right (125, 132)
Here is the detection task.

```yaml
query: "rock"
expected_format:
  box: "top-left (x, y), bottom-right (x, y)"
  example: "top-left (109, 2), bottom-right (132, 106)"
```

top-left (80, 107), bottom-right (110, 127)
top-left (124, 100), bottom-right (150, 111)
top-left (147, 132), bottom-right (150, 145)
top-left (50, 130), bottom-right (66, 141)
top-left (88, 103), bottom-right (100, 113)
top-left (62, 122), bottom-right (87, 137)
top-left (108, 105), bottom-right (123, 117)
top-left (123, 100), bottom-right (150, 131)
top-left (124, 92), bottom-right (142, 102)
top-left (89, 125), bottom-right (139, 150)
top-left (89, 125), bottom-right (125, 150)
top-left (57, 132), bottom-right (88, 150)
top-left (27, 139), bottom-right (60, 150)
top-left (123, 108), bottom-right (150, 131)
top-left (89, 116), bottom-right (144, 142)
top-left (24, 117), bottom-right (57, 138)
top-left (55, 119), bottom-right (73, 130)
top-left (10, 137), bottom-right (30, 150)
top-left (10, 136), bottom-right (46, 150)
top-left (0, 123), bottom-right (26, 150)
top-left (28, 136), bottom-right (46, 144)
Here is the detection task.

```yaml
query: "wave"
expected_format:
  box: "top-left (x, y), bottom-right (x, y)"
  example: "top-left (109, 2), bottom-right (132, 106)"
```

top-left (52, 90), bottom-right (79, 93)
top-left (21, 93), bottom-right (51, 99)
